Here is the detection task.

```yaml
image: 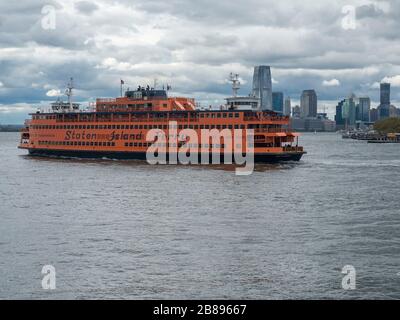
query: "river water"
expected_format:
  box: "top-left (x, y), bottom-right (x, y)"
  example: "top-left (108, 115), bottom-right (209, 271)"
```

top-left (0, 132), bottom-right (399, 299)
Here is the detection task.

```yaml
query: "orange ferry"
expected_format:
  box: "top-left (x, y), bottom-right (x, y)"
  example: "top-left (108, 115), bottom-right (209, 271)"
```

top-left (18, 79), bottom-right (306, 163)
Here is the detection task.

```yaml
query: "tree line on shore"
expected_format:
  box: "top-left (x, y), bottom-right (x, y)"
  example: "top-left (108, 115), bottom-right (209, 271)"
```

top-left (374, 118), bottom-right (400, 134)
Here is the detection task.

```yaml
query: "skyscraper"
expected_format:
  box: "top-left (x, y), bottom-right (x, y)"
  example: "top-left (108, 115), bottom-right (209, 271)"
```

top-left (272, 92), bottom-right (284, 113)
top-left (358, 97), bottom-right (371, 122)
top-left (284, 96), bottom-right (291, 116)
top-left (335, 99), bottom-right (346, 127)
top-left (342, 95), bottom-right (357, 127)
top-left (378, 83), bottom-right (390, 119)
top-left (252, 66), bottom-right (272, 110)
top-left (300, 90), bottom-right (317, 118)
top-left (380, 83), bottom-right (390, 105)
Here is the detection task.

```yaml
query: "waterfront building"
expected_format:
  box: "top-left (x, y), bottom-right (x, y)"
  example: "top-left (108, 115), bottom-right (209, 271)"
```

top-left (300, 90), bottom-right (317, 118)
top-left (252, 66), bottom-right (272, 110)
top-left (272, 92), bottom-right (284, 113)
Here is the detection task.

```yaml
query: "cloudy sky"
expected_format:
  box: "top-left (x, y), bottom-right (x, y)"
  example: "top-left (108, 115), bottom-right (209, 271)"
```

top-left (1, 0), bottom-right (400, 123)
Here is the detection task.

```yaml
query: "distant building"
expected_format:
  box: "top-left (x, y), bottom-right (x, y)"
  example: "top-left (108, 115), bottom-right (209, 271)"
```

top-left (381, 83), bottom-right (390, 105)
top-left (290, 116), bottom-right (335, 132)
top-left (300, 90), bottom-right (317, 118)
top-left (284, 96), bottom-right (291, 116)
top-left (272, 92), bottom-right (284, 113)
top-left (370, 108), bottom-right (379, 122)
top-left (335, 99), bottom-right (346, 129)
top-left (378, 83), bottom-right (391, 119)
top-left (292, 105), bottom-right (301, 118)
top-left (389, 105), bottom-right (399, 118)
top-left (341, 94), bottom-right (357, 128)
top-left (358, 97), bottom-right (371, 122)
top-left (252, 66), bottom-right (273, 110)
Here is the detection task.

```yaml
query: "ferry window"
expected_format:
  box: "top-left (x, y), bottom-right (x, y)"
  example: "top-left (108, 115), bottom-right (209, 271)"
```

top-left (130, 125), bottom-right (134, 129)
top-left (240, 125), bottom-right (245, 129)
top-left (228, 125), bottom-right (233, 129)
top-left (90, 142), bottom-right (94, 146)
top-left (234, 125), bottom-right (239, 129)
top-left (222, 125), bottom-right (227, 129)
top-left (229, 113), bottom-right (233, 118)
top-left (112, 125), bottom-right (116, 129)
top-left (217, 114), bottom-right (221, 118)
top-left (124, 142), bottom-right (128, 147)
top-left (200, 125), bottom-right (205, 129)
top-left (223, 113), bottom-right (227, 118)
top-left (200, 114), bottom-right (204, 118)
top-left (194, 125), bottom-right (199, 129)
top-left (134, 142), bottom-right (138, 147)
top-left (235, 113), bottom-right (239, 118)
top-left (217, 125), bottom-right (221, 129)
top-left (138, 125), bottom-right (143, 129)
top-left (111, 142), bottom-right (115, 146)
top-left (129, 143), bottom-right (133, 147)
top-left (205, 125), bottom-right (210, 129)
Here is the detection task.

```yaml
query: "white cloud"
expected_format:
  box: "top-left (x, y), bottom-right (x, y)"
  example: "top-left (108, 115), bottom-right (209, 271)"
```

top-left (381, 75), bottom-right (400, 87)
top-left (322, 79), bottom-right (340, 87)
top-left (46, 89), bottom-right (62, 97)
top-left (0, 81), bottom-right (3, 87)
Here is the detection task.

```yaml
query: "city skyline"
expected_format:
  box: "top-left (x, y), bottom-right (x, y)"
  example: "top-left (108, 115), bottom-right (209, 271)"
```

top-left (2, 0), bottom-right (400, 123)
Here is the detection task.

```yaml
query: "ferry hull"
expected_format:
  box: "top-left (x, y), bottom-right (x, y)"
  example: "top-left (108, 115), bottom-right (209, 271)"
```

top-left (25, 148), bottom-right (305, 163)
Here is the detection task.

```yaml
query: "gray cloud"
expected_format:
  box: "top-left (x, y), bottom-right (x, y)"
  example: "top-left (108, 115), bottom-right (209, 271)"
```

top-left (1, 0), bottom-right (400, 123)
top-left (74, 1), bottom-right (99, 15)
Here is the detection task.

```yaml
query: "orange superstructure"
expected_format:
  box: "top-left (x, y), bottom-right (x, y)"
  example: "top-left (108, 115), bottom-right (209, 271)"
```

top-left (19, 84), bottom-right (306, 163)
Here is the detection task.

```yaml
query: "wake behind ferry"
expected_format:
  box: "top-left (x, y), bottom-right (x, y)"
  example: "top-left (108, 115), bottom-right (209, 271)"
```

top-left (18, 76), bottom-right (306, 163)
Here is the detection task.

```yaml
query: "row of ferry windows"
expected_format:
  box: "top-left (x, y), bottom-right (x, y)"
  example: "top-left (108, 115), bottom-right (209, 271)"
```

top-left (31, 124), bottom-right (254, 130)
top-left (32, 113), bottom-right (241, 120)
top-left (38, 141), bottom-right (116, 147)
top-left (124, 142), bottom-right (234, 148)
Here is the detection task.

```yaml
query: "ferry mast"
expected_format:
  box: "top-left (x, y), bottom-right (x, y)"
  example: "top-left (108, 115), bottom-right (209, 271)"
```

top-left (65, 78), bottom-right (74, 111)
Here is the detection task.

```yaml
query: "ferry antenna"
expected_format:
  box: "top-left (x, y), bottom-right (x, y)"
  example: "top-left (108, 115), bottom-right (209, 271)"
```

top-left (65, 77), bottom-right (74, 110)
top-left (228, 72), bottom-right (241, 97)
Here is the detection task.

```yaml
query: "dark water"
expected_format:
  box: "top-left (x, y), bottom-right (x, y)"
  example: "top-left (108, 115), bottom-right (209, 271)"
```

top-left (0, 132), bottom-right (399, 299)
